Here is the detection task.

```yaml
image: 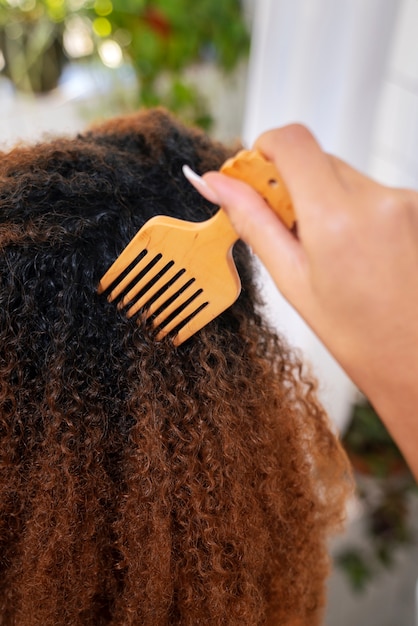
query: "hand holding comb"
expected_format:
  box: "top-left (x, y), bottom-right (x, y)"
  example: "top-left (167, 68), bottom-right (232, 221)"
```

top-left (97, 150), bottom-right (295, 346)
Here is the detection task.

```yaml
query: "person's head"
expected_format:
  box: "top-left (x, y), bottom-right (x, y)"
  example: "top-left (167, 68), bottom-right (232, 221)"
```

top-left (0, 108), bottom-right (350, 626)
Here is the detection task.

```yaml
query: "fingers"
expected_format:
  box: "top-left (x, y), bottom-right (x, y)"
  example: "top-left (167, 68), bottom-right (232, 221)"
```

top-left (255, 124), bottom-right (343, 218)
top-left (202, 171), bottom-right (306, 294)
top-left (182, 164), bottom-right (220, 205)
top-left (182, 164), bottom-right (299, 264)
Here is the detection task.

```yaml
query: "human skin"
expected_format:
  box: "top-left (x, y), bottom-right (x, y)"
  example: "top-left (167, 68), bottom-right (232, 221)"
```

top-left (186, 124), bottom-right (418, 480)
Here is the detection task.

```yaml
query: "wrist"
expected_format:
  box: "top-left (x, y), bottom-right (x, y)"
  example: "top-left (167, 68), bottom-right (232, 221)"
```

top-left (357, 365), bottom-right (418, 481)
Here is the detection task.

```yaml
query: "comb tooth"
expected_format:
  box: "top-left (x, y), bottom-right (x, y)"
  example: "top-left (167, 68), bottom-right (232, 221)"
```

top-left (98, 238), bottom-right (150, 295)
top-left (124, 263), bottom-right (183, 318)
top-left (127, 270), bottom-right (188, 320)
top-left (172, 303), bottom-right (216, 346)
top-left (108, 254), bottom-right (162, 302)
top-left (137, 272), bottom-right (193, 320)
top-left (152, 284), bottom-right (204, 331)
top-left (155, 295), bottom-right (209, 341)
top-left (120, 258), bottom-right (175, 309)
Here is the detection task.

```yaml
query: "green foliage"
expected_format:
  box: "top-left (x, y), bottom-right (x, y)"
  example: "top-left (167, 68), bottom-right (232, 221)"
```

top-left (336, 399), bottom-right (417, 593)
top-left (336, 550), bottom-right (373, 592)
top-left (87, 0), bottom-right (249, 127)
top-left (0, 1), bottom-right (66, 93)
top-left (343, 400), bottom-right (406, 478)
top-left (106, 0), bottom-right (248, 72)
top-left (0, 0), bottom-right (250, 128)
top-left (0, 0), bottom-right (69, 24)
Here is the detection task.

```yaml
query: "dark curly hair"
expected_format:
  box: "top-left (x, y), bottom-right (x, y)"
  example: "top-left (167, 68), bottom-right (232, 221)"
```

top-left (0, 108), bottom-right (351, 625)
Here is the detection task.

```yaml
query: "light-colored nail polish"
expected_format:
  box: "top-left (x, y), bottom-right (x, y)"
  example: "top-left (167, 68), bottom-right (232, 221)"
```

top-left (182, 164), bottom-right (205, 186)
top-left (182, 164), bottom-right (220, 204)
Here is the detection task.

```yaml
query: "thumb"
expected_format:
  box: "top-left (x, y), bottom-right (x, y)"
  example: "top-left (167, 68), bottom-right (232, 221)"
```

top-left (203, 171), bottom-right (305, 294)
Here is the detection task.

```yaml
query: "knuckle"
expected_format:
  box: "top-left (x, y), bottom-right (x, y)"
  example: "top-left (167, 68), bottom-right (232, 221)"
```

top-left (255, 123), bottom-right (314, 155)
top-left (376, 190), bottom-right (414, 223)
top-left (280, 123), bottom-right (313, 144)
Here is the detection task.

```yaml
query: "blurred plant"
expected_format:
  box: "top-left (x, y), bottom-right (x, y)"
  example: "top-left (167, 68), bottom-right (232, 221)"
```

top-left (0, 0), bottom-right (249, 128)
top-left (0, 0), bottom-right (67, 93)
top-left (336, 398), bottom-right (417, 592)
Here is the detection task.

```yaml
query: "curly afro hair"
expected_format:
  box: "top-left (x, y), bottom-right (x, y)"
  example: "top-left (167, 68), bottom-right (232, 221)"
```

top-left (0, 108), bottom-right (351, 625)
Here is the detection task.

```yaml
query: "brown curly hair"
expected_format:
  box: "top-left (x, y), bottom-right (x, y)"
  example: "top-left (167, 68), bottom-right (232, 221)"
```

top-left (0, 108), bottom-right (351, 625)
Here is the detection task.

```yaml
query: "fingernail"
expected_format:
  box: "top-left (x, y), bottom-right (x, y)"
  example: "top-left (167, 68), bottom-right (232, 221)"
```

top-left (182, 164), bottom-right (220, 205)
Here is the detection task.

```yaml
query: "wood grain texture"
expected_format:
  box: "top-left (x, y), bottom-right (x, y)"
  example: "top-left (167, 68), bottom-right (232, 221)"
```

top-left (98, 150), bottom-right (295, 345)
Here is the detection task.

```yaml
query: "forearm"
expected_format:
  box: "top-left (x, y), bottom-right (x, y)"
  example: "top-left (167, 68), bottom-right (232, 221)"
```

top-left (356, 364), bottom-right (418, 480)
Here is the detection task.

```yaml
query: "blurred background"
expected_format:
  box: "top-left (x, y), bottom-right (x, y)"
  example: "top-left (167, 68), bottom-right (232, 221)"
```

top-left (0, 0), bottom-right (417, 624)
